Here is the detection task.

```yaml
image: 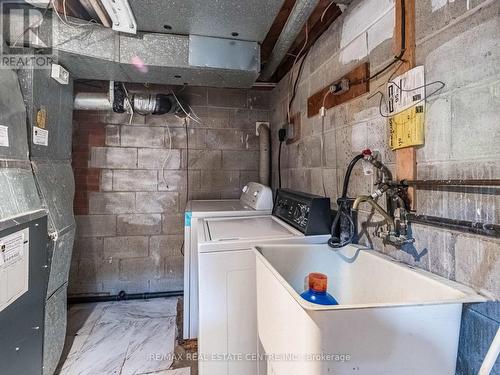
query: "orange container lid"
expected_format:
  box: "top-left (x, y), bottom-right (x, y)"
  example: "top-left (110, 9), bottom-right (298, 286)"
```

top-left (308, 272), bottom-right (328, 293)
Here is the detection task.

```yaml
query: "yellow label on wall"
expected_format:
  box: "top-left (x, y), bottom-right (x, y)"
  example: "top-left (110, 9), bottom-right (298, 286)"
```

top-left (389, 106), bottom-right (425, 150)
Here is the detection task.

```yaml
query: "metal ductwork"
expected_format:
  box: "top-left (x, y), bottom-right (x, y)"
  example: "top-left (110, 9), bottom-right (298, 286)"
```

top-left (74, 82), bottom-right (189, 117)
top-left (260, 0), bottom-right (320, 80)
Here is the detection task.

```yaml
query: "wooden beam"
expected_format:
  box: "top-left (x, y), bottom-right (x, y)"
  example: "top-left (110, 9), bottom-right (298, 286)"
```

top-left (394, 0), bottom-right (417, 209)
top-left (260, 0), bottom-right (297, 65)
top-left (264, 0), bottom-right (342, 83)
top-left (307, 63), bottom-right (370, 118)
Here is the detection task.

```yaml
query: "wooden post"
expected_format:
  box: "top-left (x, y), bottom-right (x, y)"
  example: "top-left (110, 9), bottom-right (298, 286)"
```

top-left (394, 0), bottom-right (417, 209)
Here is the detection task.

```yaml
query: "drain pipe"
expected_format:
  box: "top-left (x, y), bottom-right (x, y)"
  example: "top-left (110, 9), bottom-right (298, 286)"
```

top-left (260, 0), bottom-right (320, 80)
top-left (257, 123), bottom-right (270, 186)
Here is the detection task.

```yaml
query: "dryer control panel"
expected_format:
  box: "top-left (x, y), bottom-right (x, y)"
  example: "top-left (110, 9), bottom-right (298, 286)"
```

top-left (240, 182), bottom-right (273, 210)
top-left (273, 189), bottom-right (331, 235)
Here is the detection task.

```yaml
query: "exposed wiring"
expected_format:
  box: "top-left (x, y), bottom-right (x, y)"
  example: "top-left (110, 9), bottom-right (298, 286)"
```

top-left (51, 0), bottom-right (97, 29)
top-left (288, 23), bottom-right (308, 123)
top-left (186, 103), bottom-right (202, 123)
top-left (288, 52), bottom-right (308, 120)
top-left (121, 83), bottom-right (136, 125)
top-left (366, 0), bottom-right (406, 83)
top-left (278, 141), bottom-right (283, 189)
top-left (321, 1), bottom-right (336, 23)
top-left (348, 0), bottom-right (407, 88)
top-left (170, 90), bottom-right (202, 125)
top-left (370, 79), bottom-right (446, 118)
top-left (321, 89), bottom-right (332, 110)
top-left (160, 123), bottom-right (173, 189)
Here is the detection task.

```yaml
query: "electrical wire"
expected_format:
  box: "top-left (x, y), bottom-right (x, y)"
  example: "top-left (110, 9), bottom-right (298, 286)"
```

top-left (51, 0), bottom-right (97, 29)
top-left (321, 1), bottom-right (336, 23)
top-left (371, 79), bottom-right (446, 118)
top-left (160, 123), bottom-right (173, 189)
top-left (278, 141), bottom-right (283, 189)
top-left (170, 90), bottom-right (202, 125)
top-left (287, 23), bottom-right (309, 123)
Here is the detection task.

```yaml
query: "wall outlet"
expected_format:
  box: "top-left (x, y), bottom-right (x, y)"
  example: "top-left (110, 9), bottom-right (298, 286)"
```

top-left (286, 113), bottom-right (301, 144)
top-left (51, 64), bottom-right (69, 85)
top-left (256, 121), bottom-right (269, 135)
top-left (285, 123), bottom-right (295, 139)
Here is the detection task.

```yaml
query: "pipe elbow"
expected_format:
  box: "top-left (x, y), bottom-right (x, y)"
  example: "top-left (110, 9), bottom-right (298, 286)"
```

top-left (352, 195), bottom-right (371, 210)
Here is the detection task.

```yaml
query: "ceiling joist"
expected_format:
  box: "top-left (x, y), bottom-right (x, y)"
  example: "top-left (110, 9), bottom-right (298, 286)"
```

top-left (260, 0), bottom-right (343, 83)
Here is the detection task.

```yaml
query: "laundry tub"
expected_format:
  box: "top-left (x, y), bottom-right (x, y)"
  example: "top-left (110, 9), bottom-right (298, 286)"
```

top-left (255, 244), bottom-right (486, 375)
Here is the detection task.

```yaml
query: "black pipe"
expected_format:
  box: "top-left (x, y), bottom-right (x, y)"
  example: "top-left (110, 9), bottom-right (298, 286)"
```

top-left (402, 179), bottom-right (500, 187)
top-left (408, 214), bottom-right (500, 238)
top-left (68, 290), bottom-right (184, 305)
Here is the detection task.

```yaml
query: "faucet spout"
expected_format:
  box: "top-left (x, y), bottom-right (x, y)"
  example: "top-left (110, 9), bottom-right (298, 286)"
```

top-left (352, 195), bottom-right (394, 231)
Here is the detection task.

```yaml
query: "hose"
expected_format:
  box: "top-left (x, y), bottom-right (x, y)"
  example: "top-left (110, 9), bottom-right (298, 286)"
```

top-left (328, 199), bottom-right (356, 248)
top-left (328, 153), bottom-right (364, 249)
top-left (341, 154), bottom-right (364, 198)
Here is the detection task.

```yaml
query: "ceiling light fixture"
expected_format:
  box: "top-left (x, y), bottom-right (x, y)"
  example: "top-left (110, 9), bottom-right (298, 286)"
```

top-left (99, 0), bottom-right (137, 34)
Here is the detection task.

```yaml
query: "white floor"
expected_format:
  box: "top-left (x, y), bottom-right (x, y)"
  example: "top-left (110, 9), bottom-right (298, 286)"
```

top-left (56, 298), bottom-right (190, 375)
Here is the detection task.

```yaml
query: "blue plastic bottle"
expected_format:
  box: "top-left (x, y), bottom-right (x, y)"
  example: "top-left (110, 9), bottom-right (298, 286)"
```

top-left (300, 273), bottom-right (338, 305)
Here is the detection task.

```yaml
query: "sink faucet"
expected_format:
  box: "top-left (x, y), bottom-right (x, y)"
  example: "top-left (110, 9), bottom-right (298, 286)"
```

top-left (352, 151), bottom-right (415, 246)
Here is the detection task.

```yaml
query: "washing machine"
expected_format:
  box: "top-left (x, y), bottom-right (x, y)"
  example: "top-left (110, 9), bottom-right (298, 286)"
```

top-left (197, 189), bottom-right (332, 375)
top-left (183, 182), bottom-right (273, 339)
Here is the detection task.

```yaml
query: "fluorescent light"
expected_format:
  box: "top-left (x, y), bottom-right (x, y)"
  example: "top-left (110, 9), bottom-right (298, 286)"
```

top-left (99, 0), bottom-right (137, 34)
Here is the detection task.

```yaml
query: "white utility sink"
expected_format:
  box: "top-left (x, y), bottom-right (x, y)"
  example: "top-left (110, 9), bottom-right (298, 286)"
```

top-left (255, 244), bottom-right (486, 375)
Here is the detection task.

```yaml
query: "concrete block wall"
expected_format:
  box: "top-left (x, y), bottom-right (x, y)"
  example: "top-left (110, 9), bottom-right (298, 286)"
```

top-left (269, 0), bottom-right (499, 373)
top-left (69, 85), bottom-right (270, 296)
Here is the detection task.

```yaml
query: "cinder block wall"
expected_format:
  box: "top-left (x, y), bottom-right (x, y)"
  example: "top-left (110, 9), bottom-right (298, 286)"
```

top-left (69, 85), bottom-right (270, 296)
top-left (269, 0), bottom-right (499, 373)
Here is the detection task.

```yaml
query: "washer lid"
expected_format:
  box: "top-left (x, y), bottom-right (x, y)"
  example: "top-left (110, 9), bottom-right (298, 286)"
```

top-left (206, 216), bottom-right (299, 241)
top-left (188, 200), bottom-right (251, 213)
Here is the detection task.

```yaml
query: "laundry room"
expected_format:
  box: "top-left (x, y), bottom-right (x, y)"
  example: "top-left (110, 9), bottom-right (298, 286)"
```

top-left (0, 0), bottom-right (498, 374)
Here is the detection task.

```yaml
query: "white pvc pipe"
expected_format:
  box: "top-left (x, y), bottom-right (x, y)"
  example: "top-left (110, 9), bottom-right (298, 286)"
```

top-left (478, 327), bottom-right (500, 375)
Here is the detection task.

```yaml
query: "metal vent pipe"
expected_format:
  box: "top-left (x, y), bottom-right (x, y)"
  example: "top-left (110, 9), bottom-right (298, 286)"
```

top-left (260, 0), bottom-right (320, 80)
